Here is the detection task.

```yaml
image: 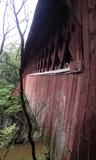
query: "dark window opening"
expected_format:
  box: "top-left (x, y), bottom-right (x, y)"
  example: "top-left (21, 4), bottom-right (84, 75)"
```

top-left (30, 3), bottom-right (82, 75)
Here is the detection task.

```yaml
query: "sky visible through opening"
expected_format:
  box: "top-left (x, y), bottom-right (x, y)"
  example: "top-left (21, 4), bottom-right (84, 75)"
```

top-left (0, 0), bottom-right (38, 48)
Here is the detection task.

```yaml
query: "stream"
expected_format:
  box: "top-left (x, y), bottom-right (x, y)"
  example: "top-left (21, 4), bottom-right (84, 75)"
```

top-left (0, 143), bottom-right (47, 160)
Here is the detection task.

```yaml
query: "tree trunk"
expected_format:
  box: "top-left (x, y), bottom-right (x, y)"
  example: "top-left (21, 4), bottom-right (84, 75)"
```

top-left (19, 41), bottom-right (36, 160)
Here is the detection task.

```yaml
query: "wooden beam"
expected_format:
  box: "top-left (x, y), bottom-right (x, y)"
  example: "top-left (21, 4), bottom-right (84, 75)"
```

top-left (61, 0), bottom-right (81, 27)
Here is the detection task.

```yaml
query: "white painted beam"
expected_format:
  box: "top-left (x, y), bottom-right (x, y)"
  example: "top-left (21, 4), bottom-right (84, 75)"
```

top-left (29, 67), bottom-right (70, 76)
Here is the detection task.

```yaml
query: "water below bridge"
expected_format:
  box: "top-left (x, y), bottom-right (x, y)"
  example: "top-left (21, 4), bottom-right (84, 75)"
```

top-left (0, 143), bottom-right (47, 160)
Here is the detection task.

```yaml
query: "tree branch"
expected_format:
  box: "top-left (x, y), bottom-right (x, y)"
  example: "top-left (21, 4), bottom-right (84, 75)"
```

top-left (2, 0), bottom-right (8, 36)
top-left (0, 36), bottom-right (6, 55)
top-left (2, 146), bottom-right (10, 160)
top-left (0, 60), bottom-right (19, 71)
top-left (17, 0), bottom-right (27, 15)
top-left (0, 0), bottom-right (8, 55)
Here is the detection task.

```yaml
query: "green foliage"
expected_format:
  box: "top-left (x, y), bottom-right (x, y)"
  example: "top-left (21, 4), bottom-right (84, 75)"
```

top-left (0, 84), bottom-right (20, 114)
top-left (0, 44), bottom-right (20, 114)
top-left (36, 145), bottom-right (47, 160)
top-left (0, 43), bottom-right (25, 155)
top-left (0, 124), bottom-right (17, 148)
top-left (37, 155), bottom-right (45, 160)
top-left (0, 45), bottom-right (20, 85)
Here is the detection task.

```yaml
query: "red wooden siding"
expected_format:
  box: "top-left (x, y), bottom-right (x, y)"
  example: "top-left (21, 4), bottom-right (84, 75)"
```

top-left (25, 74), bottom-right (78, 160)
top-left (22, 0), bottom-right (96, 159)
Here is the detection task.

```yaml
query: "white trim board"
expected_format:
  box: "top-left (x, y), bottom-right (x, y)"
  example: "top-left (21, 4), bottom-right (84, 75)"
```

top-left (29, 67), bottom-right (70, 76)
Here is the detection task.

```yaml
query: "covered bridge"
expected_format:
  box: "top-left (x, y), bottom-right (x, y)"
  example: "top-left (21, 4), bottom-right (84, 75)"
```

top-left (22, 0), bottom-right (96, 159)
